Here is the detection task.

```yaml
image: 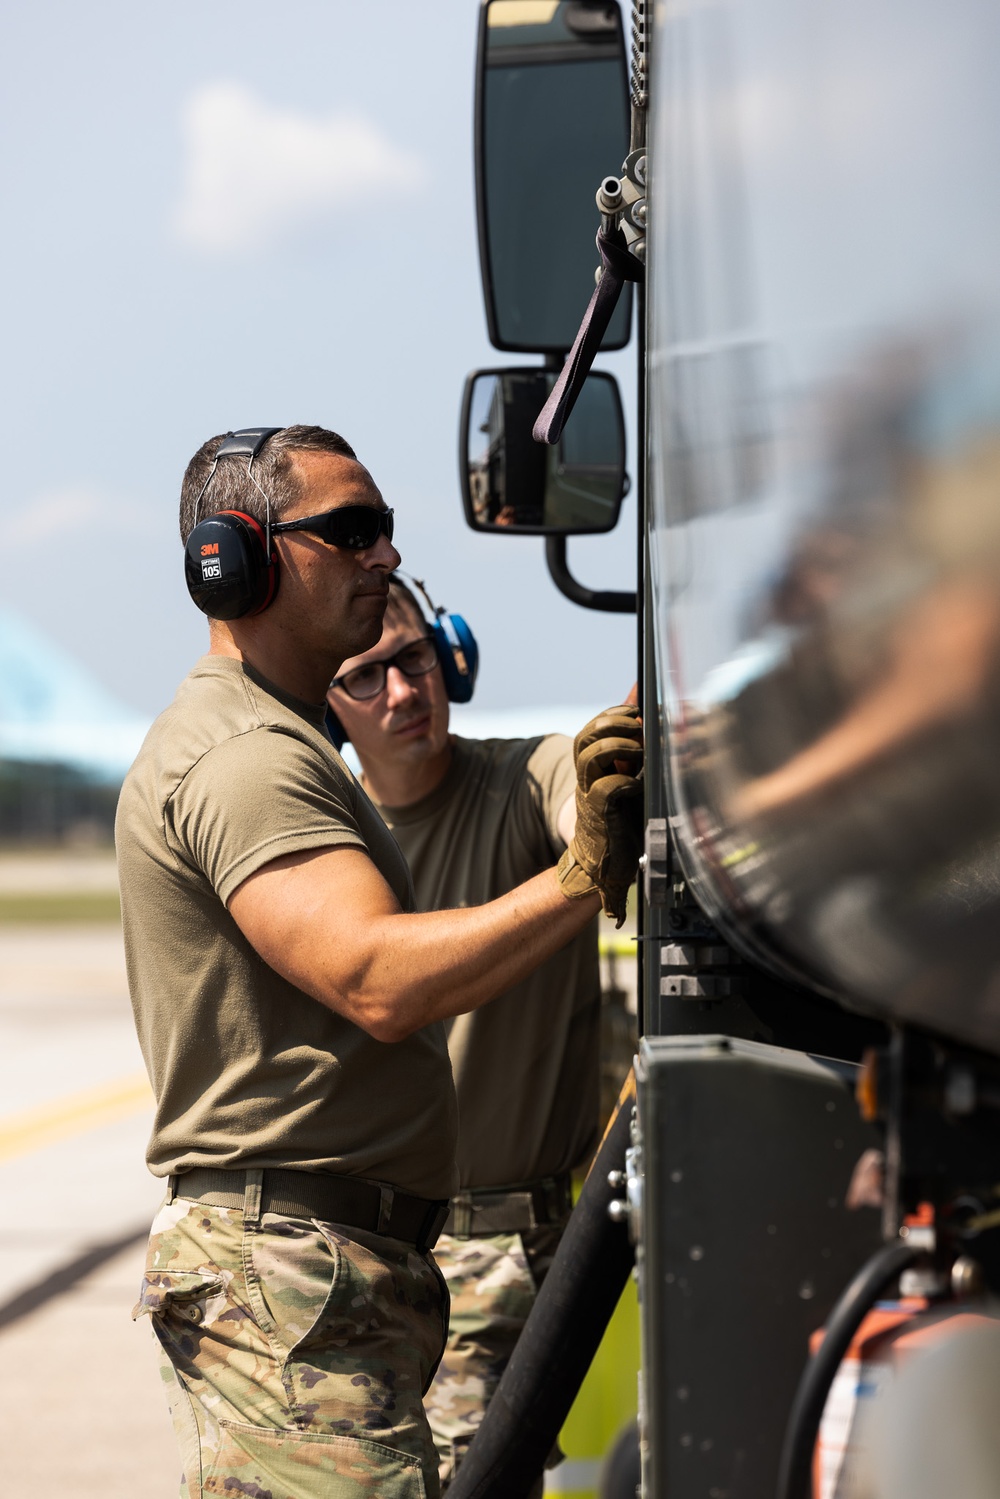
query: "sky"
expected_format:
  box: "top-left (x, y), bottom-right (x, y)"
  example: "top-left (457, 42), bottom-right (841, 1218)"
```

top-left (0, 0), bottom-right (638, 719)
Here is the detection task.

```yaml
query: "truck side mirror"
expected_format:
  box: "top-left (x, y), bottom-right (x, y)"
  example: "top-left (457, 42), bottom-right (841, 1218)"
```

top-left (476, 0), bottom-right (632, 353)
top-left (460, 368), bottom-right (627, 535)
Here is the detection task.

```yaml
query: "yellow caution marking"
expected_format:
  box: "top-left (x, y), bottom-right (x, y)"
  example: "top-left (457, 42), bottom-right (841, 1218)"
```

top-left (0, 1072), bottom-right (153, 1164)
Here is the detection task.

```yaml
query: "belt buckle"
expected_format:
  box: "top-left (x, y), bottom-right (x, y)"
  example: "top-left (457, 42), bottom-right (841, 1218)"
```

top-left (532, 1175), bottom-right (571, 1227)
top-left (377, 1185), bottom-right (395, 1235)
top-left (448, 1194), bottom-right (475, 1240)
top-left (418, 1202), bottom-right (451, 1254)
top-left (476, 1189), bottom-right (533, 1236)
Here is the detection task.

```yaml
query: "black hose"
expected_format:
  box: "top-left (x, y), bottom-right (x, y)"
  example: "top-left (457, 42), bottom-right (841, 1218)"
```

top-left (447, 1080), bottom-right (637, 1499)
top-left (775, 1238), bottom-right (921, 1499)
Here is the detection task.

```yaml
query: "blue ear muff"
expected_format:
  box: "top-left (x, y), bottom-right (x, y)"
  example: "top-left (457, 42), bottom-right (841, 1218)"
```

top-left (433, 611), bottom-right (479, 704)
top-left (324, 704), bottom-right (347, 751)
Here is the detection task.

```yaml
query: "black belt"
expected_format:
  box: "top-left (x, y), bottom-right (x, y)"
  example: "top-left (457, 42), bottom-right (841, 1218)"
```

top-left (444, 1173), bottom-right (574, 1239)
top-left (167, 1167), bottom-right (450, 1254)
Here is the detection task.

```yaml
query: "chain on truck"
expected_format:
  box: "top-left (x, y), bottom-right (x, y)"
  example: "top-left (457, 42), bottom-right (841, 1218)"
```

top-left (445, 3), bottom-right (1000, 1497)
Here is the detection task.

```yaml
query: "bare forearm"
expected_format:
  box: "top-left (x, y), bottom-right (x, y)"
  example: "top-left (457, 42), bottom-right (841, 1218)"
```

top-left (346, 870), bottom-right (599, 1038)
top-left (232, 849), bottom-right (600, 1042)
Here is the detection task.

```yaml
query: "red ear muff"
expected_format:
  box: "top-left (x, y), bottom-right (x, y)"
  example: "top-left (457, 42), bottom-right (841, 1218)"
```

top-left (184, 510), bottom-right (279, 619)
top-left (221, 511), bottom-right (278, 615)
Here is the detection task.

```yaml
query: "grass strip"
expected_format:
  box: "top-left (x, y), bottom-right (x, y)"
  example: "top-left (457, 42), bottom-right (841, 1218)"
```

top-left (0, 892), bottom-right (121, 923)
top-left (597, 933), bottom-right (638, 960)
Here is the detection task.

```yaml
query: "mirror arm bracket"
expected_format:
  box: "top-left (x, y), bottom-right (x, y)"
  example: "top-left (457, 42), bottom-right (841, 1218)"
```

top-left (545, 535), bottom-right (636, 614)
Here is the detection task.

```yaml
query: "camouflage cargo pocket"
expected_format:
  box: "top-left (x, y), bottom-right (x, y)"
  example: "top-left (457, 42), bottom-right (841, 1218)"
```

top-left (133, 1268), bottom-right (225, 1323)
top-left (249, 1218), bottom-right (444, 1462)
top-left (243, 1215), bottom-right (339, 1357)
top-left (205, 1420), bottom-right (427, 1499)
top-left (135, 1197), bottom-right (245, 1347)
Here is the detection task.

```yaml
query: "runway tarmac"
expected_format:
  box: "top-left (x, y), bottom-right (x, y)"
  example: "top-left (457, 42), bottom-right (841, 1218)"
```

top-left (0, 917), bottom-right (176, 1498)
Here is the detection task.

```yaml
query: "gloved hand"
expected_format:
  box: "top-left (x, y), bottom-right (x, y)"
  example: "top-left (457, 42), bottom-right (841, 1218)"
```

top-left (557, 704), bottom-right (644, 927)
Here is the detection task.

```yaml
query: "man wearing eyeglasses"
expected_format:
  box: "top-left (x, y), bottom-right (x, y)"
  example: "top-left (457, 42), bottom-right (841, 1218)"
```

top-left (117, 425), bottom-right (642, 1499)
top-left (327, 575), bottom-right (624, 1496)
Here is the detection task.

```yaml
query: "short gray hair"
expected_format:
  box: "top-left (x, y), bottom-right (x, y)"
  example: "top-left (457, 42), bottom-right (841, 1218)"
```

top-left (179, 425), bottom-right (357, 544)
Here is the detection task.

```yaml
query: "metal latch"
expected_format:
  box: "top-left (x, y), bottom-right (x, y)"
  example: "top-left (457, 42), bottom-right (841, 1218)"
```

top-left (661, 941), bottom-right (743, 1002)
top-left (642, 818), bottom-right (670, 905)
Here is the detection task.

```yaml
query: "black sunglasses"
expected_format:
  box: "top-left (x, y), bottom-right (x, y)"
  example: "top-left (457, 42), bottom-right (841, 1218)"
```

top-left (330, 635), bottom-right (439, 701)
top-left (272, 505), bottom-right (394, 551)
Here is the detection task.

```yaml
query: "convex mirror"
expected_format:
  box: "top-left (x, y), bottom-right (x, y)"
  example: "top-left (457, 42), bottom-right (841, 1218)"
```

top-left (476, 0), bottom-right (631, 352)
top-left (460, 368), bottom-right (626, 534)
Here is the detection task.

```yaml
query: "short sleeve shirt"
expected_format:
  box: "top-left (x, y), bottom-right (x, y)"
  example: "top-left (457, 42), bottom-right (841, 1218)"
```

top-left (374, 735), bottom-right (600, 1189)
top-left (115, 656), bottom-right (457, 1199)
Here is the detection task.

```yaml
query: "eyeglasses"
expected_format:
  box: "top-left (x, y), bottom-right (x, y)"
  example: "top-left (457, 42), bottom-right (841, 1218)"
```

top-left (330, 635), bottom-right (439, 701)
top-left (272, 505), bottom-right (395, 551)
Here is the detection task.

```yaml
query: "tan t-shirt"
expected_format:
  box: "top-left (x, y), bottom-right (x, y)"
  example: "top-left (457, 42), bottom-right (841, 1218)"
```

top-left (374, 735), bottom-right (600, 1190)
top-left (115, 655), bottom-right (457, 1199)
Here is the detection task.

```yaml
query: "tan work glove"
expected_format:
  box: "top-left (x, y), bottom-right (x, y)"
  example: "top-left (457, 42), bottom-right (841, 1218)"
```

top-left (557, 704), bottom-right (644, 927)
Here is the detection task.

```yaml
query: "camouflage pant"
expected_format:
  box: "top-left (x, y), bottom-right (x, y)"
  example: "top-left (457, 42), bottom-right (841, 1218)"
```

top-left (424, 1225), bottom-right (563, 1495)
top-left (135, 1195), bottom-right (448, 1499)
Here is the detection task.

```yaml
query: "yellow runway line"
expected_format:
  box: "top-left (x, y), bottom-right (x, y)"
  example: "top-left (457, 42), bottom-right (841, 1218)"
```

top-left (0, 1072), bottom-right (154, 1164)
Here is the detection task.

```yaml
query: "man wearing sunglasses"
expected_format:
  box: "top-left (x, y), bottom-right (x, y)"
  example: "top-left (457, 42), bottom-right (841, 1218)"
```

top-left (328, 576), bottom-right (632, 1497)
top-left (117, 425), bottom-right (643, 1499)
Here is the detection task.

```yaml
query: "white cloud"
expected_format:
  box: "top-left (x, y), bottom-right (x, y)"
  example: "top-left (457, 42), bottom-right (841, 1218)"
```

top-left (6, 486), bottom-right (103, 544)
top-left (5, 485), bottom-right (156, 545)
top-left (173, 81), bottom-right (427, 255)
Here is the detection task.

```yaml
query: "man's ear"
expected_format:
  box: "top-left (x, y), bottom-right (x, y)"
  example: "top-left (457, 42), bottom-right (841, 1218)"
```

top-left (325, 703), bottom-right (348, 750)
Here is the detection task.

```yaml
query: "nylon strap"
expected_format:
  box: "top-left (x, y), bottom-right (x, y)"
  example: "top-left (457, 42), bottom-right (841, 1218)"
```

top-left (533, 228), bottom-right (644, 447)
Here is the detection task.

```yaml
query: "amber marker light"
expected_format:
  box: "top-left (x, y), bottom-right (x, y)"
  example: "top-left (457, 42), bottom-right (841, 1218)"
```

top-left (857, 1048), bottom-right (880, 1123)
